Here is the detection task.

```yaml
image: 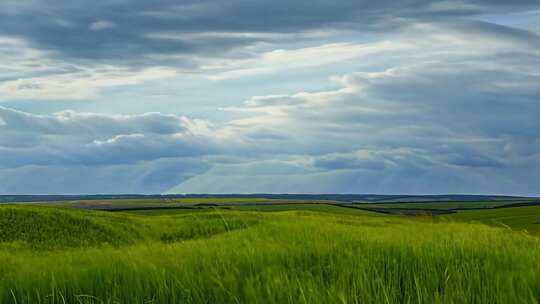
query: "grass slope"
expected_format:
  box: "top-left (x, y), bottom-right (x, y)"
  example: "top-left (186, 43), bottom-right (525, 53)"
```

top-left (357, 200), bottom-right (521, 210)
top-left (0, 206), bottom-right (141, 249)
top-left (40, 197), bottom-right (273, 208)
top-left (0, 205), bottom-right (539, 303)
top-left (444, 205), bottom-right (540, 236)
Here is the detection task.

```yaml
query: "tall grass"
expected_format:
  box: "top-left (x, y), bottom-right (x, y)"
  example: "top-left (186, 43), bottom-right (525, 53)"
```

top-left (0, 206), bottom-right (141, 249)
top-left (0, 206), bottom-right (539, 303)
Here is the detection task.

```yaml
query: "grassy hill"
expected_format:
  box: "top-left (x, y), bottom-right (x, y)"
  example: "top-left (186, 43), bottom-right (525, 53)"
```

top-left (356, 200), bottom-right (513, 210)
top-left (0, 206), bottom-right (142, 249)
top-left (0, 204), bottom-right (539, 303)
top-left (443, 205), bottom-right (540, 236)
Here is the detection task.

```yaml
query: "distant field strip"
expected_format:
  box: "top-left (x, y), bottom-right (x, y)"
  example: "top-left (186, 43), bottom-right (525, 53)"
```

top-left (444, 205), bottom-right (540, 236)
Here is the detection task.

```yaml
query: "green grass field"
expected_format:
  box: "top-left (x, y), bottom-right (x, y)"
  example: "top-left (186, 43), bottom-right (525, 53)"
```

top-left (357, 200), bottom-right (522, 210)
top-left (443, 206), bottom-right (540, 236)
top-left (0, 203), bottom-right (539, 303)
top-left (36, 197), bottom-right (274, 208)
top-left (228, 203), bottom-right (382, 214)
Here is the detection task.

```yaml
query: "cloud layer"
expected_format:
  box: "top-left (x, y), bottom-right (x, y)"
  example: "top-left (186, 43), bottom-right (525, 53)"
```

top-left (2, 0), bottom-right (539, 60)
top-left (0, 1), bottom-right (539, 194)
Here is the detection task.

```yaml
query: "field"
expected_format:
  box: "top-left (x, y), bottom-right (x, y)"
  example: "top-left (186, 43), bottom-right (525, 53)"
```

top-left (444, 206), bottom-right (540, 236)
top-left (34, 197), bottom-right (274, 209)
top-left (356, 201), bottom-right (512, 210)
top-left (0, 199), bottom-right (539, 303)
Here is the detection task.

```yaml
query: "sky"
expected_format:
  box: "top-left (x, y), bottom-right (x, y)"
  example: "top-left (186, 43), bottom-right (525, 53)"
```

top-left (1, 1), bottom-right (540, 195)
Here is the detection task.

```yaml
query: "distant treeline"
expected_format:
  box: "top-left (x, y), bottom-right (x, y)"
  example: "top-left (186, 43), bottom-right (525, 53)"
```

top-left (0, 194), bottom-right (531, 203)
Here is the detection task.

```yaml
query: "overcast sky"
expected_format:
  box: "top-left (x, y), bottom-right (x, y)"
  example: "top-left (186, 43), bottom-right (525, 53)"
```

top-left (1, 1), bottom-right (539, 195)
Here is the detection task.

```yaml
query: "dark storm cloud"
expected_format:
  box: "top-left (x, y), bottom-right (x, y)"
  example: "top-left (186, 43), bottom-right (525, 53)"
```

top-left (1, 0), bottom-right (540, 63)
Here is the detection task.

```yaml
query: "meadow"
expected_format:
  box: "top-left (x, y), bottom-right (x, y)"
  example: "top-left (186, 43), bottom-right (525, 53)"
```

top-left (356, 201), bottom-right (512, 210)
top-left (0, 201), bottom-right (539, 303)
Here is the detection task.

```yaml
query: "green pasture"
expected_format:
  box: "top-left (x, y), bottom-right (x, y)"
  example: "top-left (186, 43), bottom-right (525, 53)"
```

top-left (357, 200), bottom-right (521, 210)
top-left (443, 205), bottom-right (540, 236)
top-left (0, 203), bottom-right (539, 303)
top-left (34, 197), bottom-right (274, 208)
